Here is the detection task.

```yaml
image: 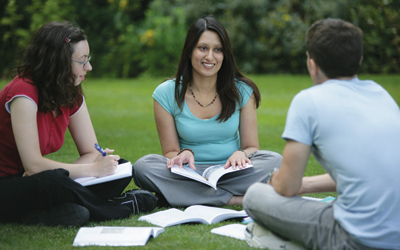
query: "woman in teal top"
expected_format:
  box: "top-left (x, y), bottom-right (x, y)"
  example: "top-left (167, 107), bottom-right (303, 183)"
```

top-left (133, 17), bottom-right (282, 207)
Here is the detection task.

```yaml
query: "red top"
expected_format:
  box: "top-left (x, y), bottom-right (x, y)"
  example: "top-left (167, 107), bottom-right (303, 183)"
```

top-left (0, 76), bottom-right (83, 177)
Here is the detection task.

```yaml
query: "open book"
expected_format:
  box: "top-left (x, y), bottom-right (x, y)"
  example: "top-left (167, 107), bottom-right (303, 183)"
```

top-left (211, 224), bottom-right (247, 240)
top-left (74, 161), bottom-right (132, 186)
top-left (171, 163), bottom-right (253, 190)
top-left (72, 226), bottom-right (164, 247)
top-left (138, 205), bottom-right (248, 227)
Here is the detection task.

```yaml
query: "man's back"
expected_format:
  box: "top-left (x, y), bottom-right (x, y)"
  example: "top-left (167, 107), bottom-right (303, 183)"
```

top-left (283, 77), bottom-right (400, 247)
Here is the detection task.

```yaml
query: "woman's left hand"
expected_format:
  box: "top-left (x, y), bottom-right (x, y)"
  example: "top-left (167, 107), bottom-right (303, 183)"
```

top-left (223, 150), bottom-right (251, 170)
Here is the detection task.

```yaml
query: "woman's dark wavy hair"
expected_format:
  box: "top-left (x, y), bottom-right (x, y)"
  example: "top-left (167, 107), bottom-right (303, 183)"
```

top-left (174, 16), bottom-right (260, 122)
top-left (17, 21), bottom-right (86, 113)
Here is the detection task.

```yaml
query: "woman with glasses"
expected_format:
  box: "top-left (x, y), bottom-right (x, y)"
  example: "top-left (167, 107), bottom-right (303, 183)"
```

top-left (0, 21), bottom-right (156, 227)
top-left (133, 17), bottom-right (282, 208)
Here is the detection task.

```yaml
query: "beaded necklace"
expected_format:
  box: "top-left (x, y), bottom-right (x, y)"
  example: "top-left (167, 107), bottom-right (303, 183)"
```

top-left (189, 86), bottom-right (218, 108)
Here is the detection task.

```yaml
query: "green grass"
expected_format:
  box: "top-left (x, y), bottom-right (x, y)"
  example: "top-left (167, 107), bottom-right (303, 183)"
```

top-left (0, 74), bottom-right (399, 249)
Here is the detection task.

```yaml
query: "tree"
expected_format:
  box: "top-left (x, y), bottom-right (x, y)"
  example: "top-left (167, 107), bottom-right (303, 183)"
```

top-left (1, 0), bottom-right (399, 78)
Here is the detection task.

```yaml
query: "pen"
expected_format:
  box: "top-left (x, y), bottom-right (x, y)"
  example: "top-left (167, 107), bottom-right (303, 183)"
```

top-left (94, 143), bottom-right (107, 156)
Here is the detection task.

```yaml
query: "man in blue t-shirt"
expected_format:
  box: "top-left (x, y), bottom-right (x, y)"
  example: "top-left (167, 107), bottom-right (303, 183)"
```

top-left (243, 18), bottom-right (400, 250)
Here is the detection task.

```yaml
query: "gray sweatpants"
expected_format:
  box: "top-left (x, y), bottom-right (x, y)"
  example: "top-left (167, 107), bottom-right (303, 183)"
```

top-left (133, 150), bottom-right (282, 207)
top-left (243, 183), bottom-right (382, 250)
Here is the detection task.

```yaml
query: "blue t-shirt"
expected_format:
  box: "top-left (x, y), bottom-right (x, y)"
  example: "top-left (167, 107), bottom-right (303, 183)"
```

top-left (282, 78), bottom-right (400, 249)
top-left (153, 79), bottom-right (253, 165)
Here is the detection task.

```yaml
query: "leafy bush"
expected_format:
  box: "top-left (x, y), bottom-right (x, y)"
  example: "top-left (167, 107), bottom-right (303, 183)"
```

top-left (1, 0), bottom-right (399, 78)
top-left (137, 0), bottom-right (187, 77)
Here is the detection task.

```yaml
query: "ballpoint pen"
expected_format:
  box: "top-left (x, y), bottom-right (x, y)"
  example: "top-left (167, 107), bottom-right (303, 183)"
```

top-left (94, 143), bottom-right (107, 156)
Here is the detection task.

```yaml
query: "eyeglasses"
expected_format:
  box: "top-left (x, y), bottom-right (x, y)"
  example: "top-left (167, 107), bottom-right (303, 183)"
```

top-left (72, 55), bottom-right (91, 67)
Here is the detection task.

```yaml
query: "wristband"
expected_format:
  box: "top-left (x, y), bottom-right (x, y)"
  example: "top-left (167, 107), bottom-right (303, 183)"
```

top-left (177, 148), bottom-right (195, 156)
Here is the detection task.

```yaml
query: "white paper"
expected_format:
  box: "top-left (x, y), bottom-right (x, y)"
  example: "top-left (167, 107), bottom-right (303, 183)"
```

top-left (171, 163), bottom-right (253, 190)
top-left (184, 205), bottom-right (247, 224)
top-left (138, 208), bottom-right (208, 227)
top-left (72, 226), bottom-right (164, 246)
top-left (74, 162), bottom-right (132, 186)
top-left (205, 164), bottom-right (253, 189)
top-left (211, 224), bottom-right (246, 240)
top-left (171, 165), bottom-right (214, 188)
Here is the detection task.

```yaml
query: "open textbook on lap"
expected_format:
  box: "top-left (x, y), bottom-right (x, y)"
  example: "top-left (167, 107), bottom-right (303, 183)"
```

top-left (72, 226), bottom-right (164, 247)
top-left (138, 205), bottom-right (248, 227)
top-left (74, 161), bottom-right (132, 186)
top-left (171, 163), bottom-right (253, 190)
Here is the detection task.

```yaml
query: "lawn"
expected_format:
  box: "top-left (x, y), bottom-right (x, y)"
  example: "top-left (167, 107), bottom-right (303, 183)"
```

top-left (0, 74), bottom-right (399, 249)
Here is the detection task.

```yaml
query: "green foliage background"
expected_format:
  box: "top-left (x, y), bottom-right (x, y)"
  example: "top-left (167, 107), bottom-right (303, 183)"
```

top-left (1, 0), bottom-right (400, 79)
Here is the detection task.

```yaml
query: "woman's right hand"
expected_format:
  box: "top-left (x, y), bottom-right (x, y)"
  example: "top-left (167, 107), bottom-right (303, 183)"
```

top-left (166, 150), bottom-right (195, 170)
top-left (92, 148), bottom-right (120, 177)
